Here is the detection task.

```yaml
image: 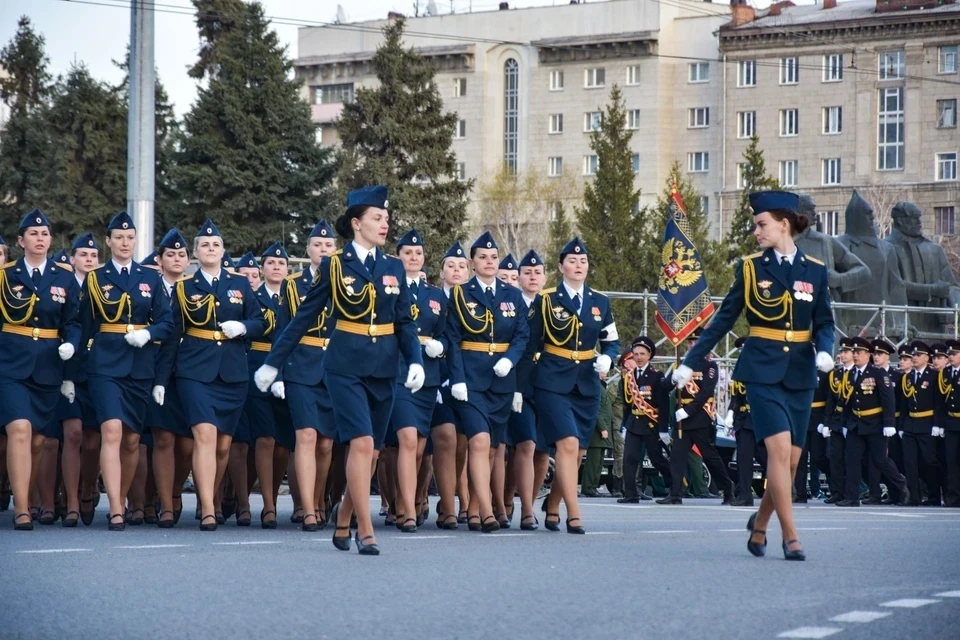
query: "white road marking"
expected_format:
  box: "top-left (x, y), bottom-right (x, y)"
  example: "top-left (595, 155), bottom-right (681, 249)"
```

top-left (880, 598), bottom-right (940, 608)
top-left (115, 544), bottom-right (189, 550)
top-left (933, 591), bottom-right (960, 598)
top-left (479, 533), bottom-right (529, 537)
top-left (829, 611), bottom-right (891, 623)
top-left (859, 512), bottom-right (927, 519)
top-left (17, 548), bottom-right (91, 554)
top-left (211, 541), bottom-right (283, 546)
top-left (581, 503), bottom-right (655, 509)
top-left (644, 530), bottom-right (694, 534)
top-left (584, 531), bottom-right (620, 536)
top-left (777, 626), bottom-right (842, 638)
top-left (395, 535), bottom-right (454, 540)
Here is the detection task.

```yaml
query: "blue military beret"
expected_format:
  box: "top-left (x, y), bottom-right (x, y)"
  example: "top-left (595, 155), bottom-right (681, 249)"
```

top-left (471, 231), bottom-right (498, 256)
top-left (309, 220), bottom-right (336, 239)
top-left (850, 337), bottom-right (872, 352)
top-left (749, 190), bottom-right (800, 216)
top-left (238, 251), bottom-right (259, 269)
top-left (261, 242), bottom-right (288, 262)
top-left (107, 211), bottom-right (135, 231)
top-left (519, 249), bottom-right (542, 268)
top-left (19, 209), bottom-right (51, 233)
top-left (910, 340), bottom-right (930, 356)
top-left (871, 338), bottom-right (895, 356)
top-left (397, 229), bottom-right (422, 249)
top-left (159, 228), bottom-right (187, 251)
top-left (347, 185), bottom-right (389, 210)
top-left (141, 251), bottom-right (160, 270)
top-left (196, 218), bottom-right (221, 239)
top-left (946, 339), bottom-right (960, 355)
top-left (72, 232), bottom-right (98, 252)
top-left (560, 237), bottom-right (588, 261)
top-left (53, 249), bottom-right (70, 266)
top-left (498, 253), bottom-right (518, 271)
top-left (221, 251), bottom-right (237, 271)
top-left (632, 335), bottom-right (656, 357)
top-left (931, 343), bottom-right (948, 358)
top-left (443, 241), bottom-right (466, 260)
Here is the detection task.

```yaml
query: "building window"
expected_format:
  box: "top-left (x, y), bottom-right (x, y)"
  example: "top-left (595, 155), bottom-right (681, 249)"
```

top-left (548, 156), bottom-right (563, 177)
top-left (688, 107), bottom-right (709, 128)
top-left (939, 45), bottom-right (958, 74)
top-left (549, 113), bottom-right (563, 134)
top-left (780, 57), bottom-right (799, 85)
top-left (549, 70), bottom-right (564, 91)
top-left (688, 62), bottom-right (709, 83)
top-left (936, 152), bottom-right (958, 181)
top-left (780, 109), bottom-right (799, 137)
top-left (454, 119), bottom-right (466, 139)
top-left (583, 155), bottom-right (599, 176)
top-left (454, 78), bottom-right (467, 97)
top-left (818, 211), bottom-right (840, 236)
top-left (879, 50), bottom-right (905, 80)
top-left (738, 60), bottom-right (756, 87)
top-left (823, 54), bottom-right (843, 82)
top-left (736, 163), bottom-right (748, 189)
top-left (687, 152), bottom-right (709, 173)
top-left (936, 206), bottom-right (956, 235)
top-left (938, 99), bottom-right (957, 129)
top-left (699, 196), bottom-right (709, 216)
top-left (504, 59), bottom-right (519, 174)
top-left (456, 163), bottom-right (466, 181)
top-left (549, 201), bottom-right (562, 221)
top-left (822, 106), bottom-right (842, 134)
top-left (314, 126), bottom-right (324, 146)
top-left (878, 87), bottom-right (904, 171)
top-left (313, 83), bottom-right (354, 104)
top-left (779, 160), bottom-right (798, 188)
top-left (737, 111), bottom-right (756, 139)
top-left (584, 68), bottom-right (605, 88)
top-left (822, 158), bottom-right (842, 186)
top-left (626, 65), bottom-right (640, 86)
top-left (627, 109), bottom-right (641, 130)
top-left (584, 111), bottom-right (603, 132)
top-left (632, 153), bottom-right (640, 174)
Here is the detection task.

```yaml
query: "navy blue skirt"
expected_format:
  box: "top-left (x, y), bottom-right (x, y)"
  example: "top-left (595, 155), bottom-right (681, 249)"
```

top-left (246, 394), bottom-right (295, 451)
top-left (235, 412), bottom-right (255, 446)
top-left (745, 382), bottom-right (813, 447)
top-left (0, 375), bottom-right (60, 430)
top-left (88, 375), bottom-right (152, 434)
top-left (177, 377), bottom-right (247, 436)
top-left (454, 389), bottom-right (513, 448)
top-left (391, 384), bottom-right (438, 438)
top-left (323, 372), bottom-right (395, 449)
top-left (146, 385), bottom-right (191, 438)
top-left (430, 386), bottom-right (457, 428)
top-left (506, 396), bottom-right (537, 447)
top-left (535, 388), bottom-right (601, 450)
top-left (286, 381), bottom-right (336, 440)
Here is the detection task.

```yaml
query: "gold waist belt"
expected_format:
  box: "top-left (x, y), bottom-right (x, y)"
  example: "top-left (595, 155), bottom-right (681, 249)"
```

top-left (250, 341), bottom-right (271, 352)
top-left (543, 344), bottom-right (595, 363)
top-left (853, 407), bottom-right (882, 418)
top-left (2, 325), bottom-right (59, 340)
top-left (460, 341), bottom-right (510, 355)
top-left (748, 328), bottom-right (811, 342)
top-left (336, 320), bottom-right (394, 338)
top-left (99, 323), bottom-right (147, 335)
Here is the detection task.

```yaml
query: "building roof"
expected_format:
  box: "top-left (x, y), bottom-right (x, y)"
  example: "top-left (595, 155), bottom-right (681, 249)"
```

top-left (295, 43), bottom-right (474, 67)
top-left (531, 30), bottom-right (658, 48)
top-left (730, 0), bottom-right (960, 30)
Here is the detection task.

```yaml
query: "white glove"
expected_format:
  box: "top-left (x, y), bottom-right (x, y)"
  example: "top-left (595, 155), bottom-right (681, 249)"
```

top-left (724, 410), bottom-right (734, 427)
top-left (816, 351), bottom-right (834, 373)
top-left (436, 390), bottom-right (443, 405)
top-left (593, 354), bottom-right (612, 376)
top-left (672, 364), bottom-right (693, 388)
top-left (822, 426), bottom-right (831, 438)
top-left (940, 429), bottom-right (946, 438)
top-left (451, 382), bottom-right (468, 402)
top-left (675, 409), bottom-right (689, 422)
top-left (883, 427), bottom-right (896, 438)
top-left (898, 430), bottom-right (903, 439)
top-left (270, 381), bottom-right (285, 400)
top-left (512, 392), bottom-right (523, 413)
top-left (219, 320), bottom-right (246, 339)
top-left (493, 357), bottom-right (513, 378)
top-left (124, 328), bottom-right (151, 348)
top-left (424, 339), bottom-right (444, 358)
top-left (659, 432), bottom-right (671, 445)
top-left (405, 363), bottom-right (425, 393)
top-left (152, 385), bottom-right (165, 406)
top-left (254, 365), bottom-right (278, 393)
top-left (58, 343), bottom-right (75, 361)
top-left (816, 424), bottom-right (825, 435)
top-left (932, 426), bottom-right (942, 437)
top-left (60, 380), bottom-right (75, 403)
top-left (842, 427), bottom-right (848, 437)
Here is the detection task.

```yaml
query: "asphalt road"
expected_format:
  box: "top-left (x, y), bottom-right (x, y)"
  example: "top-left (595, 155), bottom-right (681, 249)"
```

top-left (2, 497), bottom-right (958, 640)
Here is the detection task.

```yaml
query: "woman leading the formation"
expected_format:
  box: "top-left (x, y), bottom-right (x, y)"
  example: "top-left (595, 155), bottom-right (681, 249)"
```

top-left (675, 191), bottom-right (835, 561)
top-left (256, 186), bottom-right (424, 555)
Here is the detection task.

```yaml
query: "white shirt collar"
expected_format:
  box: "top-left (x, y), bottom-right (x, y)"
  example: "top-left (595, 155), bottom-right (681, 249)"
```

top-left (773, 247), bottom-right (798, 265)
top-left (75, 273), bottom-right (85, 287)
top-left (522, 293), bottom-right (535, 308)
top-left (200, 269), bottom-right (222, 286)
top-left (407, 276), bottom-right (419, 287)
top-left (112, 259), bottom-right (132, 274)
top-left (264, 284), bottom-right (281, 298)
top-left (23, 257), bottom-right (46, 276)
top-left (476, 276), bottom-right (496, 295)
top-left (637, 364), bottom-right (648, 376)
top-left (351, 242), bottom-right (375, 266)
top-left (162, 277), bottom-right (177, 294)
top-left (915, 366), bottom-right (926, 376)
top-left (562, 281), bottom-right (585, 302)
top-left (443, 285), bottom-right (452, 298)
top-left (842, 364), bottom-right (853, 371)
top-left (857, 365), bottom-right (868, 375)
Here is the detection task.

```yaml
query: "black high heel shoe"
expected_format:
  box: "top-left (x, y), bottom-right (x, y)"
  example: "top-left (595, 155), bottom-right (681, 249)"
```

top-left (399, 517), bottom-right (418, 533)
top-left (62, 510), bottom-right (80, 528)
top-left (437, 514), bottom-right (458, 530)
top-left (520, 515), bottom-right (539, 531)
top-left (331, 504), bottom-right (351, 551)
top-left (14, 512), bottom-right (33, 531)
top-left (746, 512), bottom-right (767, 557)
top-left (302, 512), bottom-right (318, 533)
top-left (157, 510), bottom-right (176, 529)
top-left (125, 508), bottom-right (144, 526)
top-left (108, 513), bottom-right (126, 532)
top-left (481, 515), bottom-right (500, 533)
top-left (199, 514), bottom-right (217, 532)
top-left (80, 498), bottom-right (95, 526)
top-left (495, 513), bottom-right (510, 529)
top-left (356, 533), bottom-right (380, 556)
top-left (544, 512), bottom-right (561, 532)
top-left (467, 515), bottom-right (482, 532)
top-left (566, 518), bottom-right (585, 535)
top-left (782, 539), bottom-right (806, 561)
top-left (236, 509), bottom-right (251, 527)
top-left (260, 509), bottom-right (277, 530)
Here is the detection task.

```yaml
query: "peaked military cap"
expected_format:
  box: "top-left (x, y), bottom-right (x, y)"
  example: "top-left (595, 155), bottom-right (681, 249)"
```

top-left (559, 237), bottom-right (588, 261)
top-left (309, 220), bottom-right (335, 239)
top-left (850, 337), bottom-right (872, 352)
top-left (107, 211), bottom-right (135, 231)
top-left (871, 338), bottom-right (895, 356)
top-left (72, 232), bottom-right (98, 252)
top-left (397, 229), bottom-right (422, 249)
top-left (632, 335), bottom-right (656, 357)
top-left (261, 242), bottom-right (288, 262)
top-left (749, 190), bottom-right (800, 216)
top-left (911, 340), bottom-right (930, 357)
top-left (897, 343), bottom-right (913, 358)
top-left (19, 209), bottom-right (51, 232)
top-left (838, 337), bottom-right (854, 352)
top-left (931, 343), bottom-right (948, 358)
top-left (519, 249), bottom-right (542, 268)
top-left (945, 339), bottom-right (960, 355)
top-left (498, 253), bottom-right (518, 271)
top-left (238, 251), bottom-right (259, 269)
top-left (159, 228), bottom-right (187, 251)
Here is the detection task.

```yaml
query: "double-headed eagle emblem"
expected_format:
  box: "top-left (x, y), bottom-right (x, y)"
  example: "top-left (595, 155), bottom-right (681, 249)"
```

top-left (659, 239), bottom-right (703, 294)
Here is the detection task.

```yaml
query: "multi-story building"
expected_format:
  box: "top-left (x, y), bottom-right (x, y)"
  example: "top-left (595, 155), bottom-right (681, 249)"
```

top-left (719, 0), bottom-right (960, 240)
top-left (295, 0), bottom-right (731, 232)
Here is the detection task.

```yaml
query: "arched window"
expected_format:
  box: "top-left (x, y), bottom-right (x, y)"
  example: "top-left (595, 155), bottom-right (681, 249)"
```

top-left (504, 59), bottom-right (519, 174)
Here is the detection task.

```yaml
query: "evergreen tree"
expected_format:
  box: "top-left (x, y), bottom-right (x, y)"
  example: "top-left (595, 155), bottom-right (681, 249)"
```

top-left (546, 200), bottom-right (572, 279)
top-left (336, 17), bottom-right (471, 272)
top-left (172, 0), bottom-right (336, 253)
top-left (725, 133), bottom-right (779, 261)
top-left (0, 17), bottom-right (59, 244)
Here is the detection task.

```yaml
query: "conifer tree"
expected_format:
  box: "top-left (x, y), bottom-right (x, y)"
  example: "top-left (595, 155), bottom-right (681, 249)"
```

top-left (546, 200), bottom-right (572, 278)
top-left (725, 133), bottom-right (780, 261)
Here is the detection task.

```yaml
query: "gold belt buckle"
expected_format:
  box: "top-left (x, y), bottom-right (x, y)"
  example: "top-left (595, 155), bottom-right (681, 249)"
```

top-left (488, 343), bottom-right (496, 355)
top-left (571, 350), bottom-right (580, 362)
top-left (368, 324), bottom-right (378, 337)
top-left (126, 324), bottom-right (135, 334)
top-left (213, 330), bottom-right (223, 341)
top-left (784, 330), bottom-right (794, 342)
top-left (32, 327), bottom-right (40, 340)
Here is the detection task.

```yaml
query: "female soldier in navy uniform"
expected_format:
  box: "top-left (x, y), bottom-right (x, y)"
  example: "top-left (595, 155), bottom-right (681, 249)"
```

top-left (1, 210), bottom-right (82, 530)
top-left (526, 238), bottom-right (619, 534)
top-left (256, 186), bottom-right (424, 555)
top-left (676, 191), bottom-right (835, 561)
top-left (389, 229), bottom-right (447, 532)
top-left (78, 211), bottom-right (173, 530)
top-left (447, 232), bottom-right (529, 533)
top-left (278, 220), bottom-right (339, 530)
top-left (491, 253), bottom-right (519, 527)
top-left (157, 220), bottom-right (267, 531)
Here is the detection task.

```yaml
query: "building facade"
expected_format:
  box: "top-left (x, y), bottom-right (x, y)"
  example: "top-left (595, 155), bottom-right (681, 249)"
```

top-left (719, 0), bottom-right (960, 240)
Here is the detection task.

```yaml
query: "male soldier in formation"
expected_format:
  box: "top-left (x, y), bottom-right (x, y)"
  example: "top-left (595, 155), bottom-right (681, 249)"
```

top-left (900, 341), bottom-right (944, 506)
top-left (823, 338), bottom-right (855, 503)
top-left (938, 340), bottom-right (960, 507)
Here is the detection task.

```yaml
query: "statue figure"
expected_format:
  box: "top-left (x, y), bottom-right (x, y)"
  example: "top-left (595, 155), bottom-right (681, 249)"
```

top-left (884, 201), bottom-right (960, 334)
top-left (795, 194), bottom-right (872, 303)
top-left (836, 190), bottom-right (907, 336)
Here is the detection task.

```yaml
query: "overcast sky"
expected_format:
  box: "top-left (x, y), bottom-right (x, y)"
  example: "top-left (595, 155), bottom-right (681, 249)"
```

top-left (2, 0), bottom-right (790, 116)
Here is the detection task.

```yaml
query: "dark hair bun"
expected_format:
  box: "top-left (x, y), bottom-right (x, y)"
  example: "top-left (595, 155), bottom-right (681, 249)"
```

top-left (334, 213), bottom-right (355, 240)
top-left (793, 213), bottom-right (810, 234)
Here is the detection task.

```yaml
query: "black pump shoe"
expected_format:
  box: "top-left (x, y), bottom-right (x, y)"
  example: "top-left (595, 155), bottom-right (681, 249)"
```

top-left (520, 515), bottom-right (539, 531)
top-left (108, 513), bottom-right (126, 532)
top-left (782, 539), bottom-right (806, 561)
top-left (467, 515), bottom-right (482, 532)
top-left (199, 514), bottom-right (217, 532)
top-left (356, 533), bottom-right (380, 555)
top-left (544, 512), bottom-right (561, 532)
top-left (331, 504), bottom-right (352, 551)
top-left (746, 512), bottom-right (766, 557)
top-left (481, 515), bottom-right (500, 533)
top-left (566, 518), bottom-right (585, 534)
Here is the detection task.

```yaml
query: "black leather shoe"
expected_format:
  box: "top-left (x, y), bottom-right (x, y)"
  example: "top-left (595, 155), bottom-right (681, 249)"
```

top-left (656, 496), bottom-right (683, 505)
top-left (617, 497), bottom-right (640, 504)
top-left (746, 512), bottom-right (766, 557)
top-left (863, 498), bottom-right (883, 505)
top-left (260, 509), bottom-right (277, 529)
top-left (236, 509), bottom-right (251, 527)
top-left (467, 516), bottom-right (482, 532)
top-left (331, 504), bottom-right (352, 551)
top-left (639, 491), bottom-right (653, 501)
top-left (80, 499), bottom-right (95, 526)
top-left (356, 533), bottom-right (380, 556)
top-left (108, 513), bottom-right (126, 532)
top-left (921, 500), bottom-right (942, 507)
top-left (496, 513), bottom-right (510, 529)
top-left (199, 514), bottom-right (217, 532)
top-left (731, 497), bottom-right (755, 507)
top-left (580, 489), bottom-right (600, 498)
top-left (399, 518), bottom-right (417, 533)
top-left (793, 497), bottom-right (808, 504)
top-left (302, 513), bottom-right (319, 533)
top-left (520, 515), bottom-right (539, 531)
top-left (782, 539), bottom-right (806, 561)
top-left (544, 512), bottom-right (561, 531)
top-left (823, 494), bottom-right (841, 504)
top-left (13, 513), bottom-right (33, 531)
top-left (566, 518), bottom-right (585, 534)
top-left (836, 499), bottom-right (860, 507)
top-left (62, 510), bottom-right (80, 527)
top-left (157, 510), bottom-right (176, 529)
top-left (481, 515), bottom-right (500, 533)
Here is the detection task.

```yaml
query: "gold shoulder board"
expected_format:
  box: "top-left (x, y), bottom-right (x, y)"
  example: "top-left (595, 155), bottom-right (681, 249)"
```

top-left (55, 263), bottom-right (74, 272)
top-left (805, 256), bottom-right (825, 266)
top-left (2, 260), bottom-right (17, 269)
top-left (743, 252), bottom-right (762, 261)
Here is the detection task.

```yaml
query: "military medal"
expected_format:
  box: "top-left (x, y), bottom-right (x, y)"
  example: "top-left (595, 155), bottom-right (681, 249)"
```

top-left (429, 299), bottom-right (441, 315)
top-left (228, 289), bottom-right (242, 304)
top-left (382, 275), bottom-right (399, 294)
top-left (591, 306), bottom-right (601, 321)
top-left (793, 281), bottom-right (813, 301)
top-left (139, 283), bottom-right (152, 298)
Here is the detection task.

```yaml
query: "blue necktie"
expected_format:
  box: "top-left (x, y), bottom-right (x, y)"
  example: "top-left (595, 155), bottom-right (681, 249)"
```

top-left (31, 268), bottom-right (41, 287)
top-left (120, 266), bottom-right (129, 288)
top-left (409, 280), bottom-right (418, 301)
top-left (364, 253), bottom-right (375, 274)
top-left (485, 286), bottom-right (494, 305)
top-left (573, 293), bottom-right (582, 314)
